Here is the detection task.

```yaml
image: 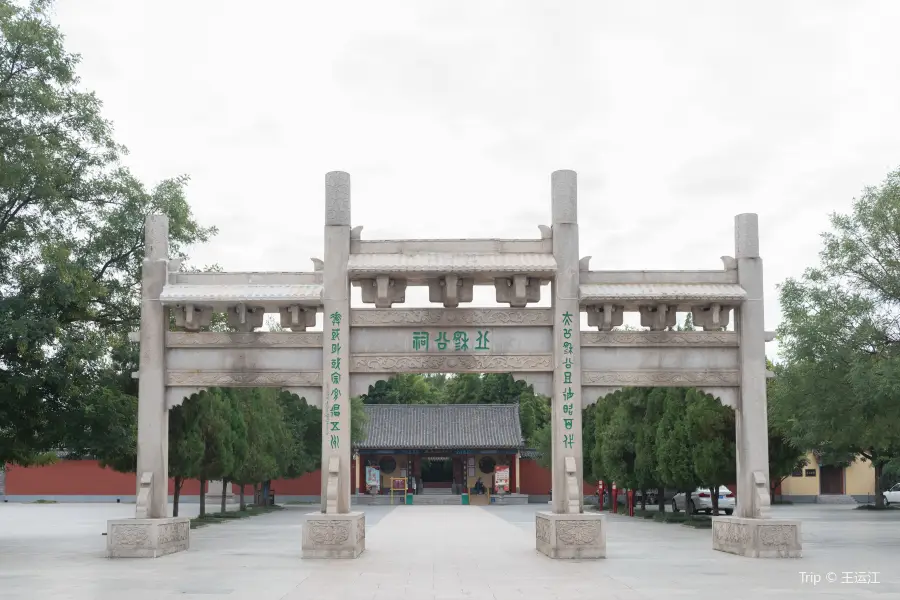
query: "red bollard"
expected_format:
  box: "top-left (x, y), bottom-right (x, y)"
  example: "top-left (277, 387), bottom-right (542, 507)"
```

top-left (627, 489), bottom-right (635, 517)
top-left (611, 482), bottom-right (618, 514)
top-left (598, 481), bottom-right (605, 512)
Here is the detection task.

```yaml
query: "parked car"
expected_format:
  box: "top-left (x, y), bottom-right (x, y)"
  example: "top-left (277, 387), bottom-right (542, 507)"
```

top-left (671, 486), bottom-right (734, 515)
top-left (884, 483), bottom-right (900, 506)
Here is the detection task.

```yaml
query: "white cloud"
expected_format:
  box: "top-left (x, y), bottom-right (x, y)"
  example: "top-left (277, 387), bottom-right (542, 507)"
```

top-left (52, 0), bottom-right (900, 349)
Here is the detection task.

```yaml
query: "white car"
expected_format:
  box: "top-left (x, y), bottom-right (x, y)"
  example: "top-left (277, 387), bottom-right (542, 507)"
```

top-left (671, 486), bottom-right (735, 515)
top-left (884, 483), bottom-right (900, 506)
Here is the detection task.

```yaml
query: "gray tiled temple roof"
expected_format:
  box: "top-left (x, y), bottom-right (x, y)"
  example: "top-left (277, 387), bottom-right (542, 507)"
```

top-left (356, 404), bottom-right (523, 450)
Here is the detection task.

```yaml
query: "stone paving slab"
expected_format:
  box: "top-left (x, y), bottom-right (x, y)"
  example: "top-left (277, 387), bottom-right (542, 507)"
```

top-left (0, 502), bottom-right (897, 599)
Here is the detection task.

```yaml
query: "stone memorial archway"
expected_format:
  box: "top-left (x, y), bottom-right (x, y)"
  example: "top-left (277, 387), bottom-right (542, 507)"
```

top-left (108, 170), bottom-right (799, 560)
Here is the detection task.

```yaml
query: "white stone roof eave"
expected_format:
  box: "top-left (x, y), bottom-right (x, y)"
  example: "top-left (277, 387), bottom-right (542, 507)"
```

top-left (159, 284), bottom-right (323, 307)
top-left (579, 282), bottom-right (746, 304)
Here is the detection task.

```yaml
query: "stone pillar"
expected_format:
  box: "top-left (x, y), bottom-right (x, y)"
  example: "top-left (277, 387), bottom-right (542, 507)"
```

top-left (137, 214), bottom-right (170, 520)
top-left (537, 170), bottom-right (605, 559)
top-left (734, 213), bottom-right (769, 519)
top-left (108, 214), bottom-right (191, 558)
top-left (550, 170), bottom-right (583, 515)
top-left (713, 214), bottom-right (801, 559)
top-left (303, 171), bottom-right (365, 559)
top-left (321, 171), bottom-right (352, 514)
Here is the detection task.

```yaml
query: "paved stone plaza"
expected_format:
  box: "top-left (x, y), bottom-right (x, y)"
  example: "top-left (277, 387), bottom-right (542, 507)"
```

top-left (1, 503), bottom-right (896, 599)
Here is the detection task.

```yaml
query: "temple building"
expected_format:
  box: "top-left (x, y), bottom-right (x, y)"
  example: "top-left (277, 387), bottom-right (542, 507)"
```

top-left (355, 404), bottom-right (524, 500)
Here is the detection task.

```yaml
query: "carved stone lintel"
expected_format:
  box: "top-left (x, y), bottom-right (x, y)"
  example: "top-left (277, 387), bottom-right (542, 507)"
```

top-left (581, 331), bottom-right (738, 347)
top-left (494, 275), bottom-right (541, 307)
top-left (107, 517), bottom-right (190, 558)
top-left (167, 331), bottom-right (323, 348)
top-left (585, 304), bottom-right (623, 331)
top-left (135, 472), bottom-right (152, 519)
top-left (166, 371), bottom-right (322, 387)
top-left (712, 517), bottom-right (801, 558)
top-left (582, 370), bottom-right (740, 386)
top-left (351, 308), bottom-right (552, 327)
top-left (350, 354), bottom-right (552, 373)
top-left (535, 511), bottom-right (606, 559)
top-left (428, 275), bottom-right (474, 308)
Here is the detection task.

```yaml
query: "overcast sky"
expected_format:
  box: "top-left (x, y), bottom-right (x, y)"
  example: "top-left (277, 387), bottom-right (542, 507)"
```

top-left (53, 0), bottom-right (900, 346)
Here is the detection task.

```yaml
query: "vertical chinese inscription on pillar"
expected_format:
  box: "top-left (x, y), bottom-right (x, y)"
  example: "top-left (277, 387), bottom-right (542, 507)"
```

top-left (327, 310), bottom-right (343, 450)
top-left (561, 311), bottom-right (576, 451)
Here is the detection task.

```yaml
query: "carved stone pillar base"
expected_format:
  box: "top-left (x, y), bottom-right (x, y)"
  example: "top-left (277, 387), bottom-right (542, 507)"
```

top-left (301, 511), bottom-right (365, 559)
top-left (535, 511), bottom-right (606, 559)
top-left (712, 516), bottom-right (802, 558)
top-left (107, 517), bottom-right (190, 558)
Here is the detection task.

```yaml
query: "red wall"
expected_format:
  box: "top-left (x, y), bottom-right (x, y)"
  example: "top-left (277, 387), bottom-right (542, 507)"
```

top-left (4, 460), bottom-right (205, 495)
top-left (7, 458), bottom-right (580, 498)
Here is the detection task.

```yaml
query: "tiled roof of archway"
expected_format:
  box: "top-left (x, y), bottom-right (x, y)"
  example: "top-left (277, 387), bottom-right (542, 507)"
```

top-left (355, 404), bottom-right (523, 450)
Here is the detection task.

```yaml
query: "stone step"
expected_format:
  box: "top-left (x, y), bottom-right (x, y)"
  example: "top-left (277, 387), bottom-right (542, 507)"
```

top-left (817, 494), bottom-right (858, 504)
top-left (421, 488), bottom-right (453, 495)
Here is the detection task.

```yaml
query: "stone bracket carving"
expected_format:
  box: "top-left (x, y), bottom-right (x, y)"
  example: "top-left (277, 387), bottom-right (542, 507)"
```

top-left (278, 305), bottom-right (318, 331)
top-left (172, 304), bottom-right (213, 331)
top-left (351, 308), bottom-right (553, 327)
top-left (359, 276), bottom-right (407, 308)
top-left (226, 303), bottom-right (265, 332)
top-left (135, 472), bottom-right (152, 519)
top-left (639, 304), bottom-right (676, 331)
top-left (494, 275), bottom-right (541, 307)
top-left (585, 304), bottom-right (623, 331)
top-left (564, 456), bottom-right (579, 514)
top-left (692, 303), bottom-right (731, 330)
top-left (325, 455), bottom-right (340, 514)
top-left (428, 275), bottom-right (474, 307)
top-left (754, 470), bottom-right (771, 519)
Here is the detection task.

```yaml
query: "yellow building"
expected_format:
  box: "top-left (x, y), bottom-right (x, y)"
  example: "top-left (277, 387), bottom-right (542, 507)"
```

top-left (779, 453), bottom-right (877, 503)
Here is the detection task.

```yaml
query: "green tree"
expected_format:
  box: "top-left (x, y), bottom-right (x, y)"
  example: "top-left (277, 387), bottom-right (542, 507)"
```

top-left (685, 390), bottom-right (735, 515)
top-left (181, 390), bottom-right (236, 517)
top-left (656, 389), bottom-right (700, 515)
top-left (168, 401), bottom-right (203, 517)
top-left (218, 389), bottom-right (248, 513)
top-left (0, 0), bottom-right (215, 467)
top-left (634, 388), bottom-right (667, 512)
top-left (230, 389), bottom-right (288, 510)
top-left (773, 168), bottom-right (900, 508)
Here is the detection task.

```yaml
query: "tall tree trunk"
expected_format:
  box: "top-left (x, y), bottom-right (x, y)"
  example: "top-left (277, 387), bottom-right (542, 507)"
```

top-left (710, 484), bottom-right (719, 515)
top-left (657, 487), bottom-right (665, 512)
top-left (874, 462), bottom-right (884, 508)
top-left (221, 478), bottom-right (229, 514)
top-left (173, 476), bottom-right (182, 517)
top-left (239, 484), bottom-right (246, 511)
top-left (685, 489), bottom-right (693, 519)
top-left (640, 489), bottom-right (647, 510)
top-left (199, 477), bottom-right (207, 517)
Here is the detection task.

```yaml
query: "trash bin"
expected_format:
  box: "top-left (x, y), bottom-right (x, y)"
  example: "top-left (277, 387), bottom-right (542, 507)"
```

top-left (405, 493), bottom-right (413, 505)
top-left (461, 493), bottom-right (470, 505)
